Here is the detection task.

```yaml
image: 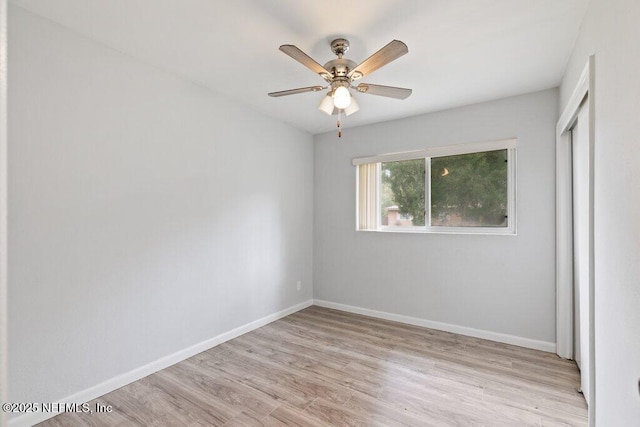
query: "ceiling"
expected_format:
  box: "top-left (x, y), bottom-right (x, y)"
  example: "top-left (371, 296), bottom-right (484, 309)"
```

top-left (12, 0), bottom-right (589, 134)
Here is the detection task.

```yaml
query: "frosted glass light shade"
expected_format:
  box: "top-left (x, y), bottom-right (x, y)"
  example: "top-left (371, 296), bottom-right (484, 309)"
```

top-left (333, 86), bottom-right (351, 109)
top-left (318, 95), bottom-right (334, 115)
top-left (344, 96), bottom-right (360, 116)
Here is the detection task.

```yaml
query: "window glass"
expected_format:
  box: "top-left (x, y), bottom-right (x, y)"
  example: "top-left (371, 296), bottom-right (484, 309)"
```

top-left (381, 159), bottom-right (425, 227)
top-left (430, 149), bottom-right (508, 227)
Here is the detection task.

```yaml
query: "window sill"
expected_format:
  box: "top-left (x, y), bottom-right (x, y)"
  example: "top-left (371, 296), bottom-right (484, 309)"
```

top-left (360, 226), bottom-right (516, 236)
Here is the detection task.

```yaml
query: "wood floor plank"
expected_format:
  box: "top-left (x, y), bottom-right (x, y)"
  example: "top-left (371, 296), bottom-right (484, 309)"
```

top-left (303, 398), bottom-right (373, 427)
top-left (190, 352), bottom-right (316, 409)
top-left (213, 345), bottom-right (354, 406)
top-left (38, 306), bottom-right (587, 426)
top-left (541, 414), bottom-right (589, 427)
top-left (35, 412), bottom-right (89, 427)
top-left (298, 308), bottom-right (470, 349)
top-left (157, 361), bottom-right (279, 419)
top-left (482, 382), bottom-right (587, 421)
top-left (264, 403), bottom-right (328, 427)
top-left (99, 379), bottom-right (212, 426)
top-left (222, 410), bottom-right (270, 427)
top-left (342, 391), bottom-right (438, 427)
top-left (224, 333), bottom-right (383, 398)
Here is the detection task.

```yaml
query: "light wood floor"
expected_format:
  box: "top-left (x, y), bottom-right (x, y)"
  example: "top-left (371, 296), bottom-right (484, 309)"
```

top-left (40, 306), bottom-right (587, 426)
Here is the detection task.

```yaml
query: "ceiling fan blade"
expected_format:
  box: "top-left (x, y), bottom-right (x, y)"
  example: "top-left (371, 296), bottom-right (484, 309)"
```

top-left (268, 85), bottom-right (324, 97)
top-left (348, 40), bottom-right (408, 80)
top-left (279, 45), bottom-right (333, 82)
top-left (355, 83), bottom-right (412, 99)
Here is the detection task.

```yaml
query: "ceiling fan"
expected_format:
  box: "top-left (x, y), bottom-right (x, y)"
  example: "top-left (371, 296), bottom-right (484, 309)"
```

top-left (268, 38), bottom-right (412, 137)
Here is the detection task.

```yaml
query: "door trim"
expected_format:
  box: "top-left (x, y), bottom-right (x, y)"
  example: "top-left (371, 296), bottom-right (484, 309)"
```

top-left (556, 55), bottom-right (595, 425)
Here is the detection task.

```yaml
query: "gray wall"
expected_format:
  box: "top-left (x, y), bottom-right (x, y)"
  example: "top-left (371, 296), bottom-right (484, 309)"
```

top-left (0, 1), bottom-right (7, 426)
top-left (560, 0), bottom-right (640, 424)
top-left (314, 89), bottom-right (558, 344)
top-left (8, 6), bottom-right (313, 408)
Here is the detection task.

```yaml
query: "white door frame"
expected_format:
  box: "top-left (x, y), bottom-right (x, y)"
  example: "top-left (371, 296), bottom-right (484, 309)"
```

top-left (556, 56), bottom-right (595, 424)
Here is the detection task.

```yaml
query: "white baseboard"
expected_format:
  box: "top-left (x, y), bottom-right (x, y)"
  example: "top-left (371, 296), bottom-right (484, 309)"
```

top-left (313, 299), bottom-right (556, 353)
top-left (8, 299), bottom-right (313, 427)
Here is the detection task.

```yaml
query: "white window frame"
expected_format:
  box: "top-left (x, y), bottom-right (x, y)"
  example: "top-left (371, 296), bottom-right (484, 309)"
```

top-left (354, 138), bottom-right (517, 235)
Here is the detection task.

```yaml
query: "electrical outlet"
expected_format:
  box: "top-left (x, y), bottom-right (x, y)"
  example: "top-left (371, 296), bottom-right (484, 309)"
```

top-left (296, 280), bottom-right (301, 291)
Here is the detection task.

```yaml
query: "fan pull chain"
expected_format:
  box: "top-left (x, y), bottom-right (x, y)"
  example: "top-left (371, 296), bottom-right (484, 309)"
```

top-left (337, 109), bottom-right (342, 138)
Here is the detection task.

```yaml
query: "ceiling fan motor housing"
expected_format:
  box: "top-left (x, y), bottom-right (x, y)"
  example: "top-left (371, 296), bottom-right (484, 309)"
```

top-left (323, 58), bottom-right (358, 78)
top-left (326, 39), bottom-right (356, 78)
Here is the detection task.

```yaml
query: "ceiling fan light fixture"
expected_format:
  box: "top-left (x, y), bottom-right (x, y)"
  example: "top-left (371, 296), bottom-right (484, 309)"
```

top-left (344, 96), bottom-right (360, 116)
top-left (333, 86), bottom-right (351, 109)
top-left (269, 38), bottom-right (411, 137)
top-left (318, 94), bottom-right (334, 115)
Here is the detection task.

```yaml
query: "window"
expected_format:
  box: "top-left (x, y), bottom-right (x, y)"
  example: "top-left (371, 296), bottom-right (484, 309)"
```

top-left (354, 139), bottom-right (516, 234)
top-left (430, 150), bottom-right (508, 227)
top-left (381, 159), bottom-right (425, 228)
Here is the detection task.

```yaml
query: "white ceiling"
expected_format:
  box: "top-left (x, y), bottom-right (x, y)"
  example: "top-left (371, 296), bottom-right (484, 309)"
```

top-left (12, 0), bottom-right (588, 134)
